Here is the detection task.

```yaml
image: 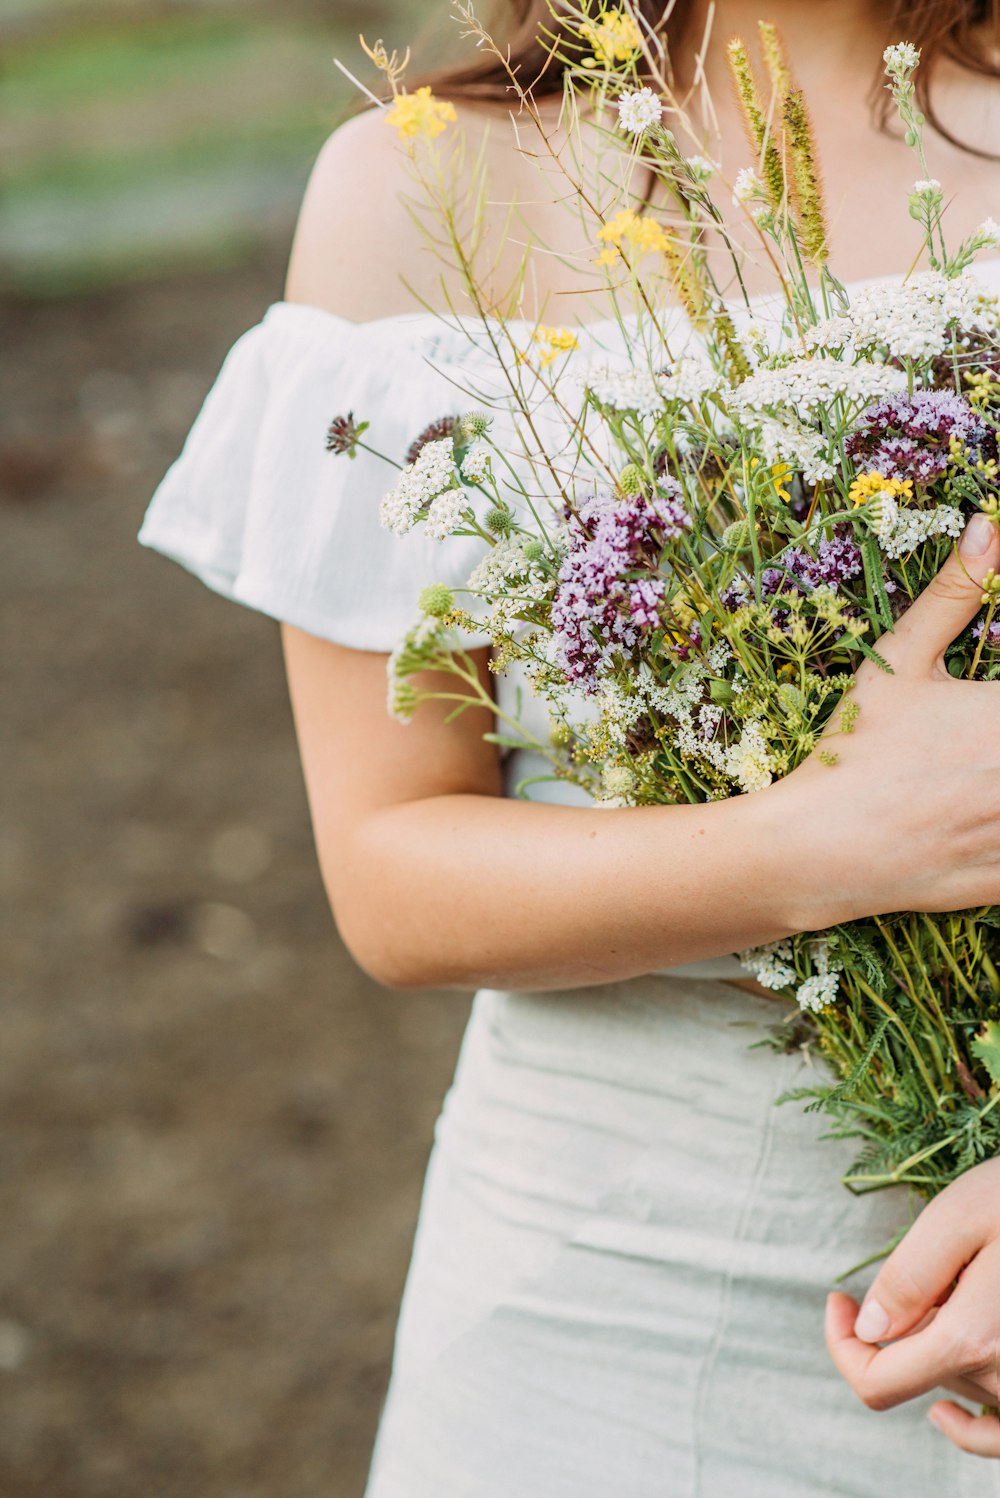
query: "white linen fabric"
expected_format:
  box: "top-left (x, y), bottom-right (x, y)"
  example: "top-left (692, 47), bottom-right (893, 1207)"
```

top-left (139, 264), bottom-right (1000, 1494)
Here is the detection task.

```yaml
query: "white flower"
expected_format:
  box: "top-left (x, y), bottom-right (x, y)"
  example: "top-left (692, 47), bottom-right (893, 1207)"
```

top-left (424, 484), bottom-right (469, 541)
top-left (883, 41), bottom-right (920, 78)
top-left (461, 440), bottom-right (492, 482)
top-left (795, 938), bottom-right (842, 1013)
top-left (977, 217), bottom-right (1000, 248)
top-left (730, 357), bottom-right (907, 423)
top-left (846, 272), bottom-right (980, 359)
top-left (581, 357), bottom-right (721, 416)
top-left (732, 167), bottom-right (769, 221)
top-left (912, 178), bottom-right (942, 196)
top-left (685, 155), bottom-right (717, 182)
top-left (739, 939), bottom-right (796, 991)
top-left (732, 167), bottom-right (761, 204)
top-left (875, 500), bottom-right (964, 560)
top-left (723, 721), bottom-right (774, 794)
top-left (617, 87), bottom-right (663, 135)
top-left (379, 437), bottom-right (457, 535)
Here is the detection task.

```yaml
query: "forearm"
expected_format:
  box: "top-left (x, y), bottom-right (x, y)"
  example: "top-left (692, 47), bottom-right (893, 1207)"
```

top-left (330, 786), bottom-right (832, 991)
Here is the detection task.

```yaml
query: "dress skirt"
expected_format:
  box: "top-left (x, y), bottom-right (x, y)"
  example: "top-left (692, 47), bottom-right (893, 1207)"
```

top-left (363, 976), bottom-right (1000, 1498)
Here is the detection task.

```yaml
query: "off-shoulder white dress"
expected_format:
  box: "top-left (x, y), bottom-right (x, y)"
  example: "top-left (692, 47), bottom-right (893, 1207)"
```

top-left (139, 265), bottom-right (1000, 1497)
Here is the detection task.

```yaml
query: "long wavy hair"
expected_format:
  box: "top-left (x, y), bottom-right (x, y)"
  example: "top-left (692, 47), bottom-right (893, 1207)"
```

top-left (423, 0), bottom-right (1000, 156)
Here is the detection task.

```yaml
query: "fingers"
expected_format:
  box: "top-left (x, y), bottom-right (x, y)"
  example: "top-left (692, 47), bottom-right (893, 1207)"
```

top-left (850, 1190), bottom-right (981, 1345)
top-left (880, 513), bottom-right (1000, 674)
top-left (825, 1292), bottom-right (962, 1411)
top-left (942, 1374), bottom-right (1000, 1406)
top-left (928, 1401), bottom-right (1000, 1458)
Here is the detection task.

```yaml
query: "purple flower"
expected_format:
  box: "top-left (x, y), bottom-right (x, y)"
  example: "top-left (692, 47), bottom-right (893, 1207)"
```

top-left (972, 620), bottom-right (1000, 645)
top-left (551, 480), bottom-right (691, 690)
top-left (845, 390), bottom-right (980, 483)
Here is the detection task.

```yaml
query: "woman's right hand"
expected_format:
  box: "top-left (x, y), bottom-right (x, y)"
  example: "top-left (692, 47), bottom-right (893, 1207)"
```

top-left (773, 513), bottom-right (1000, 928)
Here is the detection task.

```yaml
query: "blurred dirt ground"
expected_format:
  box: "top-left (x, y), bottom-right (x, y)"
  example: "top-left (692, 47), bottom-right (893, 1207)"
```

top-left (0, 250), bottom-right (471, 1498)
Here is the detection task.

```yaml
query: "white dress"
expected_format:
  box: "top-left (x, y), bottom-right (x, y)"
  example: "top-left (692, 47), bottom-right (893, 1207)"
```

top-left (138, 266), bottom-right (1000, 1497)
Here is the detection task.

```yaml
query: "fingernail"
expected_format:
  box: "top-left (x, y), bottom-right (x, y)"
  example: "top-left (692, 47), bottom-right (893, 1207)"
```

top-left (854, 1298), bottom-right (890, 1342)
top-left (960, 513), bottom-right (994, 557)
top-left (928, 1408), bottom-right (946, 1431)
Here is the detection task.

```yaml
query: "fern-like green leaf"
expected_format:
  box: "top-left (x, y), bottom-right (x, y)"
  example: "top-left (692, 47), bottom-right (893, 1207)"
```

top-left (971, 1021), bottom-right (1000, 1089)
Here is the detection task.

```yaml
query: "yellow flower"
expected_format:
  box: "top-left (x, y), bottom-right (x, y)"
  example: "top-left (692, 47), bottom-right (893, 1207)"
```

top-left (596, 208), bottom-right (672, 264)
top-left (384, 87), bottom-right (457, 143)
top-left (748, 457), bottom-right (793, 501)
top-left (848, 469), bottom-right (913, 506)
top-left (531, 325), bottom-right (579, 367)
top-left (580, 10), bottom-right (643, 68)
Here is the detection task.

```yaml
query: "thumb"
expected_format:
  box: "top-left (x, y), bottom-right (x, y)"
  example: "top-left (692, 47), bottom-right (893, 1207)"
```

top-left (883, 512), bottom-right (1000, 671)
top-left (853, 1194), bottom-right (975, 1344)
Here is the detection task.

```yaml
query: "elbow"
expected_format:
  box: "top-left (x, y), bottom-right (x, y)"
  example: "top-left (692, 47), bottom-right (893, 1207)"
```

top-left (315, 841), bottom-right (459, 992)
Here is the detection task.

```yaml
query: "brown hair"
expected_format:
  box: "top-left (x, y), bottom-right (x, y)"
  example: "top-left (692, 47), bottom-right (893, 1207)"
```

top-left (422, 0), bottom-right (1000, 156)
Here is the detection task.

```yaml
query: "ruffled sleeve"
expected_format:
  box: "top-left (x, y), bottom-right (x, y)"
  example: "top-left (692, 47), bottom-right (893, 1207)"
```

top-left (137, 301), bottom-right (492, 651)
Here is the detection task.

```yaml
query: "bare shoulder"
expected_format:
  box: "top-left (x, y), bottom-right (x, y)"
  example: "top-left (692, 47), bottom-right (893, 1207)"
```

top-left (283, 100), bottom-right (572, 323)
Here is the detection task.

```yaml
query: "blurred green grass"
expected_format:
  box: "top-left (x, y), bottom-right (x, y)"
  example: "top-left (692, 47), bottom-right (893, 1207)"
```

top-left (0, 2), bottom-right (424, 296)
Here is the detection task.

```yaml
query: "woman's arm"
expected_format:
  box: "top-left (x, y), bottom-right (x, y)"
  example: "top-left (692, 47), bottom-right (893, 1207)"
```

top-left (283, 627), bottom-right (819, 989)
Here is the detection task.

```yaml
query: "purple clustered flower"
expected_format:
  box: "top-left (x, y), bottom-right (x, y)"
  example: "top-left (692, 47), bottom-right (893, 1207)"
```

top-left (552, 480), bottom-right (691, 690)
top-left (845, 390), bottom-right (980, 483)
top-left (723, 527), bottom-right (862, 613)
top-left (972, 620), bottom-right (1000, 645)
top-left (763, 528), bottom-right (863, 598)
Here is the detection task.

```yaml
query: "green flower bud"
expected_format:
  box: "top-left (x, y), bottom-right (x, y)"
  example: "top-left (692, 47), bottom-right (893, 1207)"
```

top-left (618, 463), bottom-right (645, 496)
top-left (418, 583), bottom-right (455, 618)
top-left (485, 507), bottom-right (514, 536)
top-left (721, 518), bottom-right (752, 553)
top-left (522, 539), bottom-right (545, 563)
top-left (461, 410), bottom-right (491, 439)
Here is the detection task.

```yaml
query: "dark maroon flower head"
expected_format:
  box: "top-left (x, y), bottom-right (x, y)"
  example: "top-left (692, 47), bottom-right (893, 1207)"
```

top-left (406, 415), bottom-right (461, 466)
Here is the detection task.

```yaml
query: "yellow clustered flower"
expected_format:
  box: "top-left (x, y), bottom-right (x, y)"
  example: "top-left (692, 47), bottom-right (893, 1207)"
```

top-left (579, 9), bottom-right (643, 68)
top-left (531, 325), bottom-right (579, 367)
top-left (596, 208), bottom-right (672, 266)
top-left (384, 87), bottom-right (457, 143)
top-left (848, 469), bottom-right (914, 506)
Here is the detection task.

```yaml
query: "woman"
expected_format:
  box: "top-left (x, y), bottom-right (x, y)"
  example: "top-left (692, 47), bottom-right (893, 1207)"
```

top-left (139, 0), bottom-right (1000, 1490)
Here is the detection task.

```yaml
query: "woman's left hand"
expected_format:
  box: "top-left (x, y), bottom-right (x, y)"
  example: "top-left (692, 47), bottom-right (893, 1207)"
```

top-left (825, 1156), bottom-right (1000, 1458)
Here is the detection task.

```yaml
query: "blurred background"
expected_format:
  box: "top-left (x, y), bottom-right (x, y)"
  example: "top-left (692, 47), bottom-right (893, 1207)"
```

top-left (1, 2), bottom-right (473, 1493)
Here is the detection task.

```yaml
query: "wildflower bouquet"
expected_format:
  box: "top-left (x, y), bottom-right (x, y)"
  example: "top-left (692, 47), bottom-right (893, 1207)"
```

top-left (331, 7), bottom-right (1000, 1251)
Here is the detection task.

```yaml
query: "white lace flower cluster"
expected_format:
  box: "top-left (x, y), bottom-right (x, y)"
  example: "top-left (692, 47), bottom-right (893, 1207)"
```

top-left (582, 357), bottom-right (721, 416)
top-left (460, 441), bottom-right (492, 483)
top-left (801, 273), bottom-right (998, 362)
top-left (616, 87), bottom-right (663, 135)
top-left (466, 533), bottom-right (554, 629)
top-left (845, 272), bottom-right (984, 360)
top-left (380, 437), bottom-right (463, 538)
top-left (746, 414), bottom-right (835, 484)
top-left (872, 496), bottom-right (964, 559)
top-left (730, 357), bottom-right (907, 424)
top-left (796, 938), bottom-right (844, 1012)
top-left (738, 935), bottom-right (843, 1011)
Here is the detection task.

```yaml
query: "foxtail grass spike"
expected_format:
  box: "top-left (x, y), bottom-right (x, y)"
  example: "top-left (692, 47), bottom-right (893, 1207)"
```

top-left (726, 36), bottom-right (786, 214)
top-left (784, 88), bottom-right (829, 266)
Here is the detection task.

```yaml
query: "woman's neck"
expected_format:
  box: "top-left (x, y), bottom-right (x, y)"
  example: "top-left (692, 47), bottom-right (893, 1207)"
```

top-left (679, 0), bottom-right (895, 90)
